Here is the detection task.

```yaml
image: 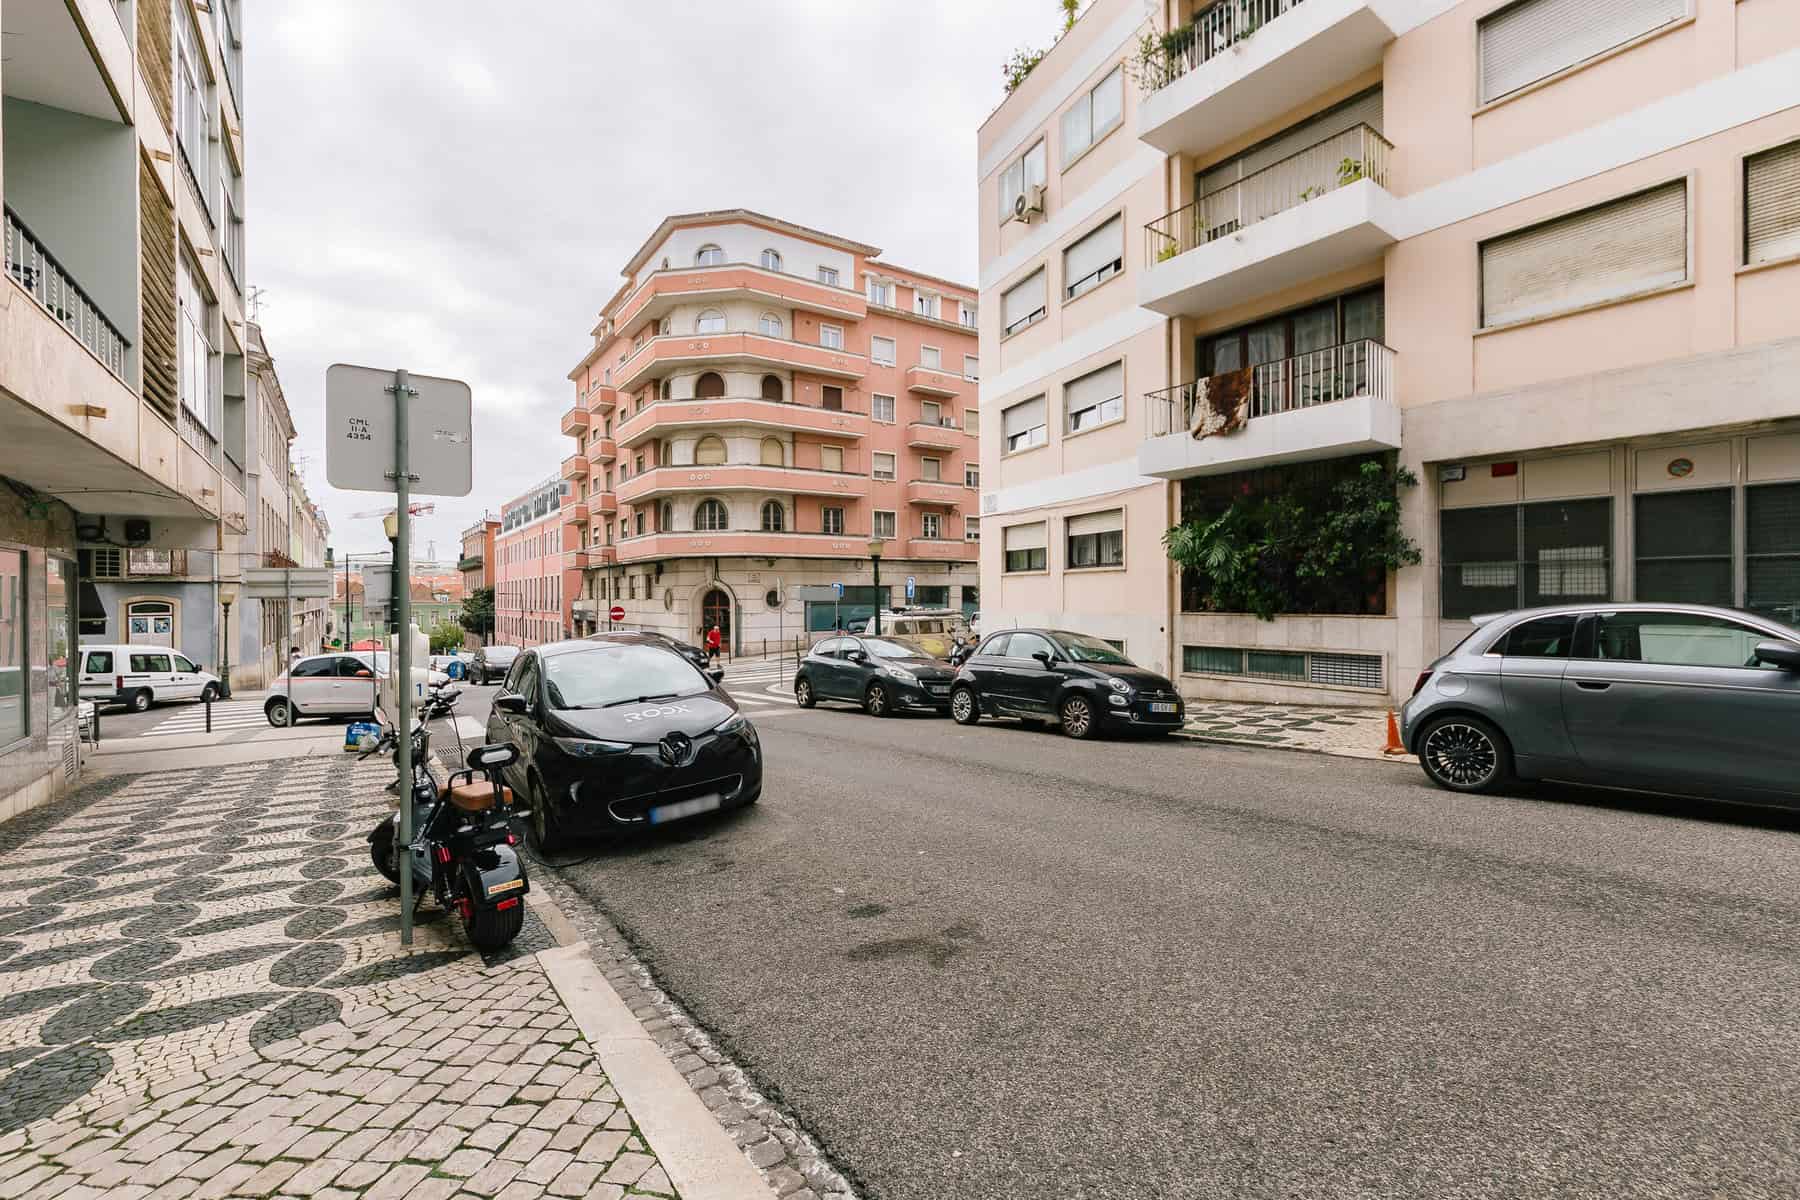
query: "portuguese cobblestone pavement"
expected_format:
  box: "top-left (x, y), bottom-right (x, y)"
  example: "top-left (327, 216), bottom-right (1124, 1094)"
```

top-left (0, 755), bottom-right (682, 1199)
top-left (1181, 700), bottom-right (1413, 762)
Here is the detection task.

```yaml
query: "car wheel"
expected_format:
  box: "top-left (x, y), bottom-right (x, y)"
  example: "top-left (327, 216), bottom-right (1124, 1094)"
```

top-left (265, 699), bottom-right (297, 727)
top-left (1060, 694), bottom-right (1098, 740)
top-left (1418, 715), bottom-right (1513, 794)
top-left (950, 686), bottom-right (979, 726)
top-left (795, 677), bottom-right (816, 708)
top-left (864, 682), bottom-right (890, 717)
top-left (528, 774), bottom-right (566, 855)
top-left (199, 683), bottom-right (220, 703)
top-left (127, 689), bottom-right (152, 714)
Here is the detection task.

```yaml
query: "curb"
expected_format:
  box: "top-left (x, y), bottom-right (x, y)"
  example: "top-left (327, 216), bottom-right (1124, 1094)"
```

top-left (1173, 728), bottom-right (1417, 765)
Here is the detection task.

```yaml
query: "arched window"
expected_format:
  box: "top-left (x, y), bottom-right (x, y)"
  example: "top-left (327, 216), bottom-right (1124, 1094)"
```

top-left (659, 377), bottom-right (673, 400)
top-left (760, 437), bottom-right (784, 466)
top-left (694, 498), bottom-right (729, 530)
top-left (760, 248), bottom-right (782, 271)
top-left (694, 372), bottom-right (725, 399)
top-left (757, 312), bottom-right (783, 337)
top-left (658, 316), bottom-right (672, 335)
top-left (694, 435), bottom-right (727, 465)
top-left (760, 375), bottom-right (783, 402)
top-left (658, 500), bottom-right (673, 532)
top-left (695, 244), bottom-right (724, 267)
top-left (761, 501), bottom-right (785, 532)
top-left (695, 309), bottom-right (725, 334)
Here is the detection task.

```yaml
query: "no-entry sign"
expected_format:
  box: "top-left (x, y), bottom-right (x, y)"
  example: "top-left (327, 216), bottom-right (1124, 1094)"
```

top-left (609, 605), bottom-right (626, 622)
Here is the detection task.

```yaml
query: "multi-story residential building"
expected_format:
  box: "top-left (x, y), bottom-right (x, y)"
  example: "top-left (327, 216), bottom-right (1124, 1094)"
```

top-left (979, 0), bottom-right (1800, 707)
top-left (290, 477), bottom-right (331, 655)
top-left (494, 476), bottom-right (570, 647)
top-left (458, 516), bottom-right (499, 645)
top-left (237, 320), bottom-right (295, 687)
top-left (563, 210), bottom-right (981, 649)
top-left (0, 0), bottom-right (247, 815)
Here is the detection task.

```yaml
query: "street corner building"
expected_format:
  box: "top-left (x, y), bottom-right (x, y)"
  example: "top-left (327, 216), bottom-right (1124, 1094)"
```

top-left (494, 474), bottom-right (571, 648)
top-left (978, 0), bottom-right (1800, 709)
top-left (0, 1), bottom-right (324, 819)
top-left (559, 209), bottom-right (983, 650)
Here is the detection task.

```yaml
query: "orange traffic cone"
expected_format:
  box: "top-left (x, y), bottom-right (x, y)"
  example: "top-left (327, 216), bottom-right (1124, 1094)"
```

top-left (1382, 710), bottom-right (1406, 756)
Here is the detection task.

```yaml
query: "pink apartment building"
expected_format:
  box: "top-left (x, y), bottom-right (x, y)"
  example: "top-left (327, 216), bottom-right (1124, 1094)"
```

top-left (562, 210), bottom-right (981, 649)
top-left (979, 0), bottom-right (1800, 706)
top-left (493, 475), bottom-right (573, 648)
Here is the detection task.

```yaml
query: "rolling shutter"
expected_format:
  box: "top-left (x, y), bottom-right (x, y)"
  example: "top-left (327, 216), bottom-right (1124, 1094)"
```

top-left (1746, 139), bottom-right (1800, 265)
top-left (1478, 0), bottom-right (1684, 104)
top-left (1064, 217), bottom-right (1122, 288)
top-left (1001, 396), bottom-right (1045, 439)
top-left (1480, 182), bottom-right (1686, 328)
top-left (1002, 269), bottom-right (1046, 332)
top-left (1003, 522), bottom-right (1047, 551)
top-left (1066, 510), bottom-right (1123, 537)
top-left (1064, 362), bottom-right (1122, 427)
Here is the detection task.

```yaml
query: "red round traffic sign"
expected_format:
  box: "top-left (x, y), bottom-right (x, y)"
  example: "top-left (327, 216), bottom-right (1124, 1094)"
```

top-left (609, 605), bottom-right (626, 622)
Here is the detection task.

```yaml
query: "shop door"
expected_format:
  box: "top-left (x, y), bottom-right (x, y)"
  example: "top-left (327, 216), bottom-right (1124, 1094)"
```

top-left (701, 589), bottom-right (732, 651)
top-left (126, 601), bottom-right (174, 648)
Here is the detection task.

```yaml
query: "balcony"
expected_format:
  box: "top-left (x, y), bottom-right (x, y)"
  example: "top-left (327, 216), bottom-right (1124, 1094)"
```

top-left (561, 454), bottom-right (589, 481)
top-left (904, 479), bottom-right (967, 507)
top-left (5, 207), bottom-right (129, 381)
top-left (560, 406), bottom-right (590, 437)
top-left (618, 396), bottom-right (870, 448)
top-left (1137, 0), bottom-right (1398, 157)
top-left (590, 491), bottom-right (618, 515)
top-left (586, 384), bottom-right (618, 412)
top-left (616, 530), bottom-right (873, 562)
top-left (906, 421), bottom-right (964, 451)
top-left (904, 366), bottom-right (967, 398)
top-left (906, 538), bottom-right (974, 562)
top-left (616, 332), bottom-right (866, 393)
top-left (617, 463), bottom-right (867, 505)
top-left (1138, 340), bottom-right (1399, 479)
top-left (457, 554), bottom-right (483, 572)
top-left (1140, 125), bottom-right (1399, 316)
top-left (565, 502), bottom-right (590, 525)
top-left (614, 263), bottom-right (865, 331)
top-left (586, 437), bottom-right (618, 464)
top-left (566, 547), bottom-right (615, 569)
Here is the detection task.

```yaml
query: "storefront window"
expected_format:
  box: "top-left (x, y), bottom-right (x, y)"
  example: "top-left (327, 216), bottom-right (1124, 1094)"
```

top-left (47, 557), bottom-right (75, 723)
top-left (0, 550), bottom-right (24, 745)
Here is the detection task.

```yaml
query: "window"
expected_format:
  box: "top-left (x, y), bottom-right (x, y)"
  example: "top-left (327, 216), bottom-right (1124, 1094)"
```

top-left (1747, 483), bottom-right (1800, 620)
top-left (867, 278), bottom-right (894, 307)
top-left (1001, 269), bottom-right (1047, 337)
top-left (695, 499), bottom-right (729, 530)
top-left (291, 656), bottom-right (333, 679)
top-left (1183, 644), bottom-right (1384, 689)
top-left (959, 302), bottom-right (978, 329)
top-left (0, 551), bottom-right (21, 745)
top-left (965, 516), bottom-right (980, 542)
top-left (915, 292), bottom-right (936, 318)
top-left (694, 435), bottom-right (726, 465)
top-left (1478, 0), bottom-right (1684, 104)
top-left (1061, 65), bottom-right (1123, 167)
top-left (1197, 287), bottom-right (1385, 391)
top-left (1497, 614), bottom-right (1577, 658)
top-left (1635, 489), bottom-right (1733, 606)
top-left (818, 266), bottom-right (840, 286)
top-left (964, 355), bottom-right (979, 381)
top-left (965, 408), bottom-right (979, 434)
top-left (760, 437), bottom-right (784, 466)
top-left (761, 501), bottom-right (785, 532)
top-left (823, 507), bottom-right (845, 535)
top-left (1746, 139), bottom-right (1800, 265)
top-left (658, 500), bottom-right (673, 532)
top-left (1003, 522), bottom-right (1048, 572)
top-left (822, 385), bottom-right (843, 411)
top-left (695, 244), bottom-right (724, 266)
top-left (922, 513), bottom-right (941, 539)
top-left (921, 458), bottom-right (941, 482)
top-left (760, 248), bottom-right (782, 271)
top-left (1067, 509), bottom-right (1124, 568)
top-left (819, 324), bottom-right (844, 350)
top-left (758, 312), bottom-right (784, 337)
top-left (1583, 610), bottom-right (1778, 669)
top-left (1439, 499), bottom-right (1612, 618)
top-left (999, 138), bottom-right (1047, 223)
top-left (821, 445), bottom-right (844, 472)
top-left (696, 309), bottom-right (726, 334)
top-left (761, 375), bottom-right (783, 402)
top-left (1009, 633), bottom-right (1055, 662)
top-left (872, 452), bottom-right (896, 481)
top-left (871, 336), bottom-right (896, 366)
top-left (871, 394), bottom-right (896, 423)
top-left (178, 254), bottom-right (215, 435)
top-left (921, 401), bottom-right (942, 426)
top-left (1002, 396), bottom-right (1048, 454)
top-left (1481, 182), bottom-right (1687, 328)
top-left (873, 511), bottom-right (897, 540)
top-left (965, 464), bottom-right (980, 488)
top-left (1065, 362), bottom-right (1124, 433)
top-left (695, 371), bottom-right (725, 398)
top-left (1064, 215), bottom-right (1123, 300)
top-left (920, 346), bottom-right (941, 369)
top-left (659, 317), bottom-right (672, 336)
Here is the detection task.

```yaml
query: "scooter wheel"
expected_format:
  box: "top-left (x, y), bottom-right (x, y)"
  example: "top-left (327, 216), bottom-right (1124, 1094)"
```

top-left (464, 902), bottom-right (524, 953)
top-left (369, 820), bottom-right (400, 884)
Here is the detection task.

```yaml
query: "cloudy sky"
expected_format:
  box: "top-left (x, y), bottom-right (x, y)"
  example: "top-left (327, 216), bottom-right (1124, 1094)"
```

top-left (243, 0), bottom-right (1063, 565)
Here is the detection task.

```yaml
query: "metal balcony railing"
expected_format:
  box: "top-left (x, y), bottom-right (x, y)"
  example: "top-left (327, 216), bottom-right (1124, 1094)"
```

top-left (1147, 125), bottom-right (1390, 264)
top-left (1147, 339), bottom-right (1394, 437)
top-left (3, 207), bottom-right (130, 380)
top-left (1141, 0), bottom-right (1308, 94)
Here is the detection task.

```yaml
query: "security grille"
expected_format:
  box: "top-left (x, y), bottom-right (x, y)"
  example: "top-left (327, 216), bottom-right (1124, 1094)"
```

top-left (1747, 482), bottom-right (1800, 624)
top-left (1183, 645), bottom-right (1384, 690)
top-left (1308, 652), bottom-right (1384, 689)
top-left (1634, 488), bottom-right (1732, 606)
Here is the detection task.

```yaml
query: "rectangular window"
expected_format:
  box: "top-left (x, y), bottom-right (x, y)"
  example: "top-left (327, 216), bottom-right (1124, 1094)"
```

top-left (871, 336), bottom-right (896, 366)
top-left (963, 355), bottom-right (979, 381)
top-left (1635, 489), bottom-right (1733, 606)
top-left (1478, 0), bottom-right (1684, 104)
top-left (819, 324), bottom-right (844, 350)
top-left (822, 385), bottom-right (844, 411)
top-left (922, 458), bottom-right (941, 482)
top-left (1439, 499), bottom-right (1613, 618)
top-left (965, 516), bottom-right (981, 542)
top-left (960, 302), bottom-right (978, 329)
top-left (921, 513), bottom-right (941, 540)
top-left (965, 464), bottom-right (980, 488)
top-left (873, 511), bottom-right (897, 540)
top-left (1003, 522), bottom-right (1048, 572)
top-left (818, 266), bottom-right (840, 286)
top-left (1064, 215), bottom-right (1124, 300)
top-left (1480, 181), bottom-right (1686, 328)
top-left (871, 394), bottom-right (896, 423)
top-left (0, 550), bottom-right (23, 746)
top-left (1061, 65), bottom-right (1123, 167)
top-left (823, 506), bottom-right (845, 535)
top-left (920, 346), bottom-right (941, 369)
top-left (1064, 361), bottom-right (1123, 434)
top-left (915, 292), bottom-right (936, 318)
top-left (867, 279), bottom-right (894, 307)
top-left (1001, 269), bottom-right (1047, 337)
top-left (965, 408), bottom-right (979, 433)
top-left (1002, 396), bottom-right (1047, 454)
top-left (999, 139), bottom-right (1047, 224)
top-left (872, 453), bottom-right (896, 481)
top-left (1066, 509), bottom-right (1124, 569)
top-left (177, 254), bottom-right (215, 436)
top-left (1746, 482), bottom-right (1800, 620)
top-left (1746, 138), bottom-right (1800, 265)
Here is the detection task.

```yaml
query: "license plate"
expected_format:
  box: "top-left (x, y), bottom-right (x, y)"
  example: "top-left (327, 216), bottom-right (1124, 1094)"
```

top-left (649, 793), bottom-right (722, 825)
top-left (1149, 702), bottom-right (1178, 714)
top-left (926, 684), bottom-right (949, 694)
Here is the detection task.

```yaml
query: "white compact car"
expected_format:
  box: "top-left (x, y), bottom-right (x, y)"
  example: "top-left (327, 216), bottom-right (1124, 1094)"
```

top-left (77, 644), bottom-right (222, 713)
top-left (265, 652), bottom-right (450, 727)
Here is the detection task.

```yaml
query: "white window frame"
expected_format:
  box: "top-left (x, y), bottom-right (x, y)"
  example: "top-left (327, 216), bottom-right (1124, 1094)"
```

top-left (822, 506), bottom-right (845, 535)
top-left (873, 510), bottom-right (898, 540)
top-left (1060, 65), bottom-right (1124, 170)
top-left (1001, 395), bottom-right (1048, 455)
top-left (695, 309), bottom-right (727, 334)
top-left (820, 445), bottom-right (845, 472)
top-left (870, 336), bottom-right (897, 366)
top-left (1745, 137), bottom-right (1800, 267)
top-left (819, 323), bottom-right (844, 350)
top-left (964, 464), bottom-right (980, 489)
top-left (920, 400), bottom-right (942, 425)
top-left (1477, 0), bottom-right (1686, 106)
top-left (867, 278), bottom-right (895, 307)
top-left (915, 291), bottom-right (936, 318)
top-left (920, 345), bottom-right (941, 369)
top-left (1001, 269), bottom-right (1048, 339)
top-left (921, 512), bottom-right (941, 540)
top-left (695, 244), bottom-right (725, 267)
top-left (818, 265), bottom-right (840, 286)
top-left (1064, 361), bottom-right (1125, 435)
top-left (999, 138), bottom-right (1047, 225)
top-left (1063, 214), bottom-right (1125, 301)
top-left (758, 312), bottom-right (784, 337)
top-left (964, 516), bottom-right (980, 542)
top-left (963, 355), bottom-right (979, 381)
top-left (760, 248), bottom-right (783, 271)
top-left (871, 394), bottom-right (896, 424)
top-left (921, 457), bottom-right (942, 482)
top-left (1065, 509), bottom-right (1126, 570)
top-left (872, 452), bottom-right (897, 481)
top-left (959, 302), bottom-right (978, 329)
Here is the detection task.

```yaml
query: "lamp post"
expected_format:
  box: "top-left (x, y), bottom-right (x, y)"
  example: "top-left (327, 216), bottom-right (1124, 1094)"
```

top-left (868, 537), bottom-right (885, 635)
top-left (217, 581), bottom-right (238, 699)
top-left (383, 511), bottom-right (401, 634)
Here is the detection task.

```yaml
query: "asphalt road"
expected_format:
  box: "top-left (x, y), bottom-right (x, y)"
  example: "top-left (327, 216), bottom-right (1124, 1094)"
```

top-left (538, 701), bottom-right (1800, 1200)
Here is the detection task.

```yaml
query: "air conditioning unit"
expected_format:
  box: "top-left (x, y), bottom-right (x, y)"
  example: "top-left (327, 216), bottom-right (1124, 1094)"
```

top-left (1013, 185), bottom-right (1047, 224)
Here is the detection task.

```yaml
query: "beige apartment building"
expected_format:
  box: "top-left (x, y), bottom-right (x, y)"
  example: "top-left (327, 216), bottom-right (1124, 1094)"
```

top-left (978, 0), bottom-right (1800, 706)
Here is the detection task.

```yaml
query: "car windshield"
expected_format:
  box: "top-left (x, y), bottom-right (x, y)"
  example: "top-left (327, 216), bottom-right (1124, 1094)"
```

top-left (1057, 634), bottom-right (1133, 665)
top-left (862, 637), bottom-right (931, 659)
top-left (488, 647), bottom-right (518, 661)
top-left (542, 645), bottom-right (710, 709)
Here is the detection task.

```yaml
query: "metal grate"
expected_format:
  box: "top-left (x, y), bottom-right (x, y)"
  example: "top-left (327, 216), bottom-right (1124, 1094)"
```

top-left (1308, 652), bottom-right (1383, 689)
top-left (1182, 645), bottom-right (1384, 690)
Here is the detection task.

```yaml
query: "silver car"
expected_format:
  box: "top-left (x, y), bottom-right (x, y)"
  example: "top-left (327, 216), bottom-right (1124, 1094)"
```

top-left (1401, 603), bottom-right (1800, 805)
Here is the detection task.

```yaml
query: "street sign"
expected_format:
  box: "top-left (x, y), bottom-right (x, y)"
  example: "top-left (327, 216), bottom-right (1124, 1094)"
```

top-left (242, 567), bottom-right (334, 599)
top-left (609, 605), bottom-right (626, 621)
top-left (833, 582), bottom-right (844, 597)
top-left (905, 575), bottom-right (916, 601)
top-left (325, 363), bottom-right (473, 496)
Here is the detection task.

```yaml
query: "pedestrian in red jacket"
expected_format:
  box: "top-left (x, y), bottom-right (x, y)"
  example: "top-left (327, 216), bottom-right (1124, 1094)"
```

top-left (705, 624), bottom-right (723, 664)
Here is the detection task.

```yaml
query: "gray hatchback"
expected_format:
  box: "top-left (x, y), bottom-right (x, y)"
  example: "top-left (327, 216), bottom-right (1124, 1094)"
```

top-left (1401, 603), bottom-right (1800, 806)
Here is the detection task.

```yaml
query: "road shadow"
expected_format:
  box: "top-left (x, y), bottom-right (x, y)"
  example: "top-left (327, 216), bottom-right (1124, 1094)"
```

top-left (1461, 775), bottom-right (1800, 834)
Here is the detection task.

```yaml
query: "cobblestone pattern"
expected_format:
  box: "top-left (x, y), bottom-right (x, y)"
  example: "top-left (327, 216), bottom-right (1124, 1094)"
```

top-left (0, 757), bottom-right (681, 1198)
top-left (1182, 701), bottom-right (1414, 762)
top-left (533, 871), bottom-right (856, 1200)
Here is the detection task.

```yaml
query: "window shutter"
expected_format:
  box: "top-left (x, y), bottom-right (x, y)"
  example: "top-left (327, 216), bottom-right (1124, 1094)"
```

top-left (1064, 217), bottom-right (1122, 286)
top-left (1003, 522), bottom-right (1047, 551)
top-left (1002, 270), bottom-right (1046, 328)
top-left (1479, 0), bottom-right (1684, 104)
top-left (1747, 139), bottom-right (1800, 265)
top-left (1067, 510), bottom-right (1123, 537)
top-left (1481, 182), bottom-right (1686, 327)
top-left (1064, 362), bottom-right (1122, 415)
top-left (1002, 396), bottom-right (1045, 438)
top-left (1060, 92), bottom-right (1092, 167)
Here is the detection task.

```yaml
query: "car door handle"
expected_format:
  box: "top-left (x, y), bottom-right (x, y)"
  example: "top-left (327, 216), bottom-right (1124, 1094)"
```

top-left (1575, 681), bottom-right (1612, 691)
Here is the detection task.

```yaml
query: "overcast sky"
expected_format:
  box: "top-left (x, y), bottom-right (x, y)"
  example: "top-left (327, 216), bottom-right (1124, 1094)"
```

top-left (243, 0), bottom-right (1063, 566)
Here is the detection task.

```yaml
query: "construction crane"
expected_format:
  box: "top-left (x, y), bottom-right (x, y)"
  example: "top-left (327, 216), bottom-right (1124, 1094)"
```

top-left (349, 502), bottom-right (436, 520)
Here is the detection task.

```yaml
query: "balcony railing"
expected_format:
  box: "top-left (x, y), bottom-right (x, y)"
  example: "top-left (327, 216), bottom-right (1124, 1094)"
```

top-left (3, 207), bottom-right (130, 379)
top-left (1146, 125), bottom-right (1391, 263)
top-left (1141, 0), bottom-right (1307, 94)
top-left (1147, 339), bottom-right (1394, 437)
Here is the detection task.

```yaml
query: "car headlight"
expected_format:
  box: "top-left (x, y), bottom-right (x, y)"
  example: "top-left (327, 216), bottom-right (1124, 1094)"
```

top-left (1107, 677), bottom-right (1132, 694)
top-left (712, 712), bottom-right (749, 736)
top-left (552, 736), bottom-right (632, 758)
top-left (884, 666), bottom-right (919, 684)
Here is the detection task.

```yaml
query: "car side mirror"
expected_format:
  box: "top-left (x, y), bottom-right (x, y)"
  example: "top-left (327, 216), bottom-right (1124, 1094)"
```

top-left (354, 669), bottom-right (373, 678)
top-left (1755, 639), bottom-right (1800, 671)
top-left (1032, 650), bottom-right (1054, 668)
top-left (494, 694), bottom-right (527, 715)
top-left (707, 668), bottom-right (725, 685)
top-left (846, 650), bottom-right (867, 663)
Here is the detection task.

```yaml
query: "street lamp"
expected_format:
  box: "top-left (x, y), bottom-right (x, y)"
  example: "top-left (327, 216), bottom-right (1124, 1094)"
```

top-left (217, 581), bottom-right (239, 699)
top-left (382, 511), bottom-right (401, 635)
top-left (868, 537), bottom-right (885, 635)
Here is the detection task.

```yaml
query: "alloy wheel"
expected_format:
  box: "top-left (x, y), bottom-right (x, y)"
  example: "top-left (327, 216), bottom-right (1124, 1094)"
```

top-left (866, 684), bottom-right (887, 716)
top-left (1422, 722), bottom-right (1499, 789)
top-left (1061, 696), bottom-right (1092, 739)
top-left (951, 689), bottom-right (978, 725)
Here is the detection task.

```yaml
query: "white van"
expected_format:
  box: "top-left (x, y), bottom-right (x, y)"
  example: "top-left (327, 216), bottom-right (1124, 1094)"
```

top-left (78, 645), bottom-right (222, 713)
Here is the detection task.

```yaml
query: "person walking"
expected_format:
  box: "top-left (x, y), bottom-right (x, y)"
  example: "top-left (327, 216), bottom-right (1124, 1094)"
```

top-left (705, 623), bottom-right (723, 666)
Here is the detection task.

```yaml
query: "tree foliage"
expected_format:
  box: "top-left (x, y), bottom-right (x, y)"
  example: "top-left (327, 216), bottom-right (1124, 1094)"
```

top-left (429, 621), bottom-right (465, 655)
top-left (458, 587), bottom-right (494, 638)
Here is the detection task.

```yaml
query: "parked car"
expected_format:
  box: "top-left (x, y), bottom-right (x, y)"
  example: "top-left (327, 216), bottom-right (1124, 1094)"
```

top-left (949, 629), bottom-right (1185, 739)
top-left (471, 644), bottom-right (519, 685)
top-left (77, 644), bottom-right (221, 713)
top-left (484, 635), bottom-right (758, 851)
top-left (855, 610), bottom-right (968, 659)
top-left (794, 635), bottom-right (958, 716)
top-left (1402, 603), bottom-right (1800, 806)
top-left (265, 653), bottom-right (378, 726)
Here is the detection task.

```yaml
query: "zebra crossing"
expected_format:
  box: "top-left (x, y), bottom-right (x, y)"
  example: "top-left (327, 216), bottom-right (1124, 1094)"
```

top-left (718, 659), bottom-right (800, 712)
top-left (134, 700), bottom-right (271, 737)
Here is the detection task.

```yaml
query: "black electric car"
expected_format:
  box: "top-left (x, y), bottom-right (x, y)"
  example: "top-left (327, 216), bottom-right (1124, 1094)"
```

top-left (793, 634), bottom-right (958, 716)
top-left (471, 644), bottom-right (519, 685)
top-left (485, 635), bottom-right (761, 851)
top-left (949, 629), bottom-right (1185, 738)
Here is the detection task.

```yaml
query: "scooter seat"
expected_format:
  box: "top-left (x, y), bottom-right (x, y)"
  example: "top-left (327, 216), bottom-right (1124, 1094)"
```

top-left (446, 782), bottom-right (498, 813)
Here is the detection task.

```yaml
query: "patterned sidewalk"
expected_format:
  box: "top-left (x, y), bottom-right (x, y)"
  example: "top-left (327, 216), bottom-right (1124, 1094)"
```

top-left (1181, 701), bottom-right (1414, 762)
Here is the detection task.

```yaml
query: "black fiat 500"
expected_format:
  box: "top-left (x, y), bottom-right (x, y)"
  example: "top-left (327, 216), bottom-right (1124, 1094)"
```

top-left (949, 629), bottom-right (1185, 738)
top-left (485, 635), bottom-right (761, 851)
top-left (793, 634), bottom-right (957, 716)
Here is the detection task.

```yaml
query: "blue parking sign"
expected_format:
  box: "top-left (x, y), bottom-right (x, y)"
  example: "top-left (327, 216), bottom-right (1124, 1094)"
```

top-left (905, 576), bottom-right (916, 600)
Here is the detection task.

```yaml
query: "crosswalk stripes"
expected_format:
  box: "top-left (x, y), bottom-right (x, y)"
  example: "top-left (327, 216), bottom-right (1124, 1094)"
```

top-left (137, 701), bottom-right (269, 737)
